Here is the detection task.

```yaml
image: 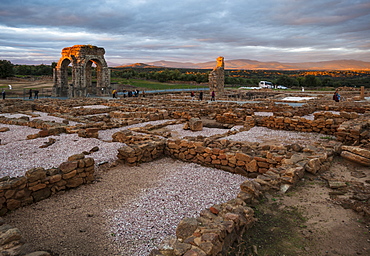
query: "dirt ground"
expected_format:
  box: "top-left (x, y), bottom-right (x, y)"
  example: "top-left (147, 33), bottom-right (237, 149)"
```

top-left (230, 156), bottom-right (370, 256)
top-left (0, 78), bottom-right (53, 97)
top-left (2, 155), bottom-right (369, 256)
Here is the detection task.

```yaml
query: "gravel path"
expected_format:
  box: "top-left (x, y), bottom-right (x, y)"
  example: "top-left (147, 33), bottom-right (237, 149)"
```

top-left (3, 158), bottom-right (246, 256)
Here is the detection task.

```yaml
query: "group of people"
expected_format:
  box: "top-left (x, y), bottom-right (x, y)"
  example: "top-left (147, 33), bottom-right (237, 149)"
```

top-left (112, 89), bottom-right (143, 98)
top-left (190, 91), bottom-right (216, 101)
top-left (29, 89), bottom-right (39, 99)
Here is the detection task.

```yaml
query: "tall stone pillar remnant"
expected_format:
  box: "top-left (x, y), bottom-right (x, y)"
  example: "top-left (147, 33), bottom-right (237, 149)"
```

top-left (360, 86), bottom-right (365, 100)
top-left (208, 56), bottom-right (225, 96)
top-left (53, 45), bottom-right (110, 98)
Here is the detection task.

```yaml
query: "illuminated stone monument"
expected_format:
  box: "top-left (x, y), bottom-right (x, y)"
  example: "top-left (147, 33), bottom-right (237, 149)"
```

top-left (208, 56), bottom-right (225, 96)
top-left (53, 45), bottom-right (110, 97)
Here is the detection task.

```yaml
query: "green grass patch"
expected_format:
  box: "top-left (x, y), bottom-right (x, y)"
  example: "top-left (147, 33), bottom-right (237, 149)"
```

top-left (227, 203), bottom-right (309, 256)
top-left (112, 78), bottom-right (206, 90)
top-left (320, 136), bottom-right (336, 140)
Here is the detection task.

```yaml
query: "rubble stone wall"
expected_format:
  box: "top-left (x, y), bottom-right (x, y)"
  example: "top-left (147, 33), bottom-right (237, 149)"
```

top-left (256, 111), bottom-right (363, 135)
top-left (336, 117), bottom-right (370, 146)
top-left (117, 140), bottom-right (166, 166)
top-left (0, 154), bottom-right (95, 216)
top-left (164, 139), bottom-right (281, 176)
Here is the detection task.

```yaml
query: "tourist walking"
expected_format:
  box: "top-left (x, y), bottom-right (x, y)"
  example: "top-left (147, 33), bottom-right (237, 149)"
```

top-left (34, 90), bottom-right (39, 99)
top-left (211, 91), bottom-right (215, 101)
top-left (29, 89), bottom-right (32, 99)
top-left (112, 89), bottom-right (117, 98)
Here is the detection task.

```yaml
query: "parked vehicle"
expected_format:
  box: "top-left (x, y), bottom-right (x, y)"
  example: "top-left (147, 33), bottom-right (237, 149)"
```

top-left (276, 85), bottom-right (288, 89)
top-left (258, 81), bottom-right (274, 88)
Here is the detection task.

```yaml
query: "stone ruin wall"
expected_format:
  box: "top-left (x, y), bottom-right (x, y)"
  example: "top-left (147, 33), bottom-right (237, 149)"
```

top-left (0, 154), bottom-right (95, 216)
top-left (208, 56), bottom-right (225, 97)
top-left (0, 154), bottom-right (95, 255)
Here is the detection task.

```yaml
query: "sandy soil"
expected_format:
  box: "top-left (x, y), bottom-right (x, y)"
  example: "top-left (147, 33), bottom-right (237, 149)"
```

top-left (274, 156), bottom-right (370, 255)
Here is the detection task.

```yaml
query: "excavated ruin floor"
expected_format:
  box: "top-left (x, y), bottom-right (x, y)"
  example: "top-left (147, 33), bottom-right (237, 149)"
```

top-left (1, 92), bottom-right (370, 255)
top-left (1, 122), bottom-right (369, 255)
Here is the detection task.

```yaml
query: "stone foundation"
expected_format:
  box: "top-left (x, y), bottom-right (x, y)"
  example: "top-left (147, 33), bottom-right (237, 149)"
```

top-left (0, 154), bottom-right (95, 216)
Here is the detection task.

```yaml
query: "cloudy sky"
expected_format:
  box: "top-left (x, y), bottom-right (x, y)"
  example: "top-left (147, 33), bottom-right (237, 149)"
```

top-left (0, 0), bottom-right (369, 66)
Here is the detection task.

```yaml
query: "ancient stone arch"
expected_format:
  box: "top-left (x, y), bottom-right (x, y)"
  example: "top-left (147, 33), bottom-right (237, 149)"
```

top-left (53, 45), bottom-right (110, 97)
top-left (208, 56), bottom-right (225, 96)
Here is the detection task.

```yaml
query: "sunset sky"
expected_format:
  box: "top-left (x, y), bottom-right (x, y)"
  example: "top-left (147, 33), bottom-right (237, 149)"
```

top-left (0, 0), bottom-right (369, 66)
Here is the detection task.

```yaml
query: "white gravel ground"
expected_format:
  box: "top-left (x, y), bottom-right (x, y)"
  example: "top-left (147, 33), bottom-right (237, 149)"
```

top-left (224, 126), bottom-right (324, 145)
top-left (0, 124), bottom-right (40, 144)
top-left (0, 111), bottom-right (81, 125)
top-left (106, 159), bottom-right (246, 256)
top-left (166, 124), bottom-right (228, 138)
top-left (0, 133), bottom-right (125, 177)
top-left (254, 112), bottom-right (274, 116)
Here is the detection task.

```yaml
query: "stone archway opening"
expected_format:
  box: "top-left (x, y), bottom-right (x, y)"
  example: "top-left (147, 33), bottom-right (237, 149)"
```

top-left (53, 45), bottom-right (110, 98)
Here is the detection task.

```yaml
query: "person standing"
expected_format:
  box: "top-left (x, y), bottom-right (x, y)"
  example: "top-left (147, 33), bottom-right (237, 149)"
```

top-left (29, 89), bottom-right (33, 99)
top-left (2, 89), bottom-right (5, 100)
top-left (34, 90), bottom-right (39, 99)
top-left (211, 91), bottom-right (215, 101)
top-left (191, 91), bottom-right (195, 101)
top-left (199, 91), bottom-right (203, 101)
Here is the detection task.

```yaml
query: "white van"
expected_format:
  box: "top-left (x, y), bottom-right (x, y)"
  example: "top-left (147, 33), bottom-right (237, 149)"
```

top-left (259, 81), bottom-right (274, 88)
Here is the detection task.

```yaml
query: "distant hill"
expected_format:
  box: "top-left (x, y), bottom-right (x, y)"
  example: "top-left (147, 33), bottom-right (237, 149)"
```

top-left (114, 63), bottom-right (163, 69)
top-left (116, 59), bottom-right (370, 70)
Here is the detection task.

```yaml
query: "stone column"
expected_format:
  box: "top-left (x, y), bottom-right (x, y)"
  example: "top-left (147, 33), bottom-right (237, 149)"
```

top-left (360, 86), bottom-right (365, 100)
top-left (208, 56), bottom-right (225, 96)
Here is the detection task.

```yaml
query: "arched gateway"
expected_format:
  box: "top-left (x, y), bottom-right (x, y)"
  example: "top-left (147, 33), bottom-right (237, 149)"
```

top-left (53, 45), bottom-right (110, 97)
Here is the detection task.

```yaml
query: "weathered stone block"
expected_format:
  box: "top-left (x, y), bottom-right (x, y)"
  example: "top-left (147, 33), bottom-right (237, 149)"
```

top-left (176, 218), bottom-right (199, 240)
top-left (25, 168), bottom-right (46, 183)
top-left (32, 188), bottom-right (51, 202)
top-left (59, 161), bottom-right (78, 174)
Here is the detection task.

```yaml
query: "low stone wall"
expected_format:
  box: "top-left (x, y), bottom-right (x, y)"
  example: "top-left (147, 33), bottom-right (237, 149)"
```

top-left (336, 116), bottom-right (370, 147)
top-left (152, 197), bottom-right (256, 256)
top-left (255, 111), bottom-right (361, 135)
top-left (117, 140), bottom-right (166, 166)
top-left (165, 139), bottom-right (279, 176)
top-left (0, 154), bottom-right (95, 216)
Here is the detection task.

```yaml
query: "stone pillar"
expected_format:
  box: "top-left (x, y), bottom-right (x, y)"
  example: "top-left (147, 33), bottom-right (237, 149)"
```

top-left (360, 86), bottom-right (365, 100)
top-left (208, 56), bottom-right (225, 97)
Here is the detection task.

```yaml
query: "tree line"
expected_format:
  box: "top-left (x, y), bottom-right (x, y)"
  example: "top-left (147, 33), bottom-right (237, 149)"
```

top-left (1, 59), bottom-right (369, 88)
top-left (112, 67), bottom-right (370, 88)
top-left (0, 60), bottom-right (57, 78)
